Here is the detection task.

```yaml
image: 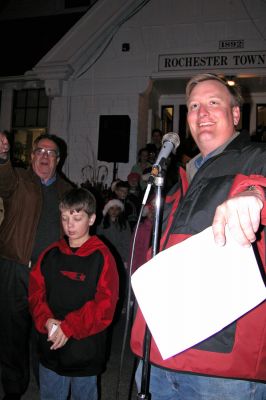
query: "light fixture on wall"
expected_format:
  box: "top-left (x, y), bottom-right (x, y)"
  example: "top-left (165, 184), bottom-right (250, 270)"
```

top-left (226, 76), bottom-right (236, 86)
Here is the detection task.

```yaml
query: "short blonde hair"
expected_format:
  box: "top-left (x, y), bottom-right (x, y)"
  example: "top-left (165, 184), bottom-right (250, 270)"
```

top-left (186, 73), bottom-right (243, 107)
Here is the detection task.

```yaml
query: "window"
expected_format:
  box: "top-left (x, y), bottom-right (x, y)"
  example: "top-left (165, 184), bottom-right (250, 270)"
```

top-left (12, 88), bottom-right (49, 128)
top-left (12, 88), bottom-right (49, 167)
top-left (161, 105), bottom-right (174, 134)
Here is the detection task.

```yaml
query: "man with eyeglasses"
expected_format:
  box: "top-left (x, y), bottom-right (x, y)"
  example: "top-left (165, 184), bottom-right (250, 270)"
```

top-left (0, 133), bottom-right (73, 400)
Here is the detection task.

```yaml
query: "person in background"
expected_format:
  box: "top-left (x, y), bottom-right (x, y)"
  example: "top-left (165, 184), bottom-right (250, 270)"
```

top-left (130, 200), bottom-right (154, 274)
top-left (131, 73), bottom-right (266, 400)
top-left (29, 187), bottom-right (118, 400)
top-left (125, 174), bottom-right (143, 231)
top-left (97, 199), bottom-right (131, 269)
top-left (97, 198), bottom-right (131, 313)
top-left (131, 147), bottom-right (153, 191)
top-left (112, 179), bottom-right (129, 203)
top-left (0, 132), bottom-right (73, 400)
top-left (112, 180), bottom-right (139, 232)
top-left (147, 128), bottom-right (163, 158)
top-left (145, 143), bottom-right (157, 165)
top-left (127, 172), bottom-right (142, 200)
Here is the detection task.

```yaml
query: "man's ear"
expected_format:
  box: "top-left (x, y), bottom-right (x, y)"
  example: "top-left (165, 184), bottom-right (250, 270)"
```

top-left (232, 106), bottom-right (241, 126)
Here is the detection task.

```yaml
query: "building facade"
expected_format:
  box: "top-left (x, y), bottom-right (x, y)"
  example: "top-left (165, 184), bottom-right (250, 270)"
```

top-left (0, 0), bottom-right (265, 186)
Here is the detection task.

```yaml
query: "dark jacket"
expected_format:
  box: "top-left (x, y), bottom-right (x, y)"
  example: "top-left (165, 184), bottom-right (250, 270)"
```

top-left (29, 235), bottom-right (119, 376)
top-left (0, 160), bottom-right (72, 265)
top-left (131, 132), bottom-right (266, 381)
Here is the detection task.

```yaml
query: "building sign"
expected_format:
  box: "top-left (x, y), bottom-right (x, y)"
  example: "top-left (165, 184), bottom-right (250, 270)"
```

top-left (219, 40), bottom-right (244, 49)
top-left (158, 51), bottom-right (266, 71)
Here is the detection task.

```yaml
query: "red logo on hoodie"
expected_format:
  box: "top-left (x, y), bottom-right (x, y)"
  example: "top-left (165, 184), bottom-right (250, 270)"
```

top-left (60, 271), bottom-right (86, 281)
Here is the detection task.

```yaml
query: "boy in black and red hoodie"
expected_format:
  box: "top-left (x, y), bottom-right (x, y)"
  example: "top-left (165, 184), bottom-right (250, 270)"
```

top-left (29, 187), bottom-right (119, 400)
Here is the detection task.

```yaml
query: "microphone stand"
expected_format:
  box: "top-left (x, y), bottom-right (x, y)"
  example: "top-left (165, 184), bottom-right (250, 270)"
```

top-left (137, 168), bottom-right (165, 400)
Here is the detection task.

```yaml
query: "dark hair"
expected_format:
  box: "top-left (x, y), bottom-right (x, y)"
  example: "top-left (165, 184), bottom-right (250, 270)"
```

top-left (59, 187), bottom-right (96, 216)
top-left (115, 180), bottom-right (129, 190)
top-left (186, 73), bottom-right (243, 107)
top-left (151, 128), bottom-right (163, 137)
top-left (146, 143), bottom-right (157, 154)
top-left (33, 134), bottom-right (60, 156)
top-left (137, 147), bottom-right (149, 161)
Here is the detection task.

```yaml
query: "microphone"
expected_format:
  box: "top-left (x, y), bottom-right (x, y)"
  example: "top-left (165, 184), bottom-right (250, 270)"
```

top-left (150, 132), bottom-right (180, 178)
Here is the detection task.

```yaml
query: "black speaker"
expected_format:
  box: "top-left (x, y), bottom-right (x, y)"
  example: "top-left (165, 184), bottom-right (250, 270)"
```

top-left (97, 115), bottom-right (131, 163)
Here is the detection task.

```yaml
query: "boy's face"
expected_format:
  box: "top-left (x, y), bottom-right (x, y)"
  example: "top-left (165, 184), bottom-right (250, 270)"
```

top-left (128, 177), bottom-right (138, 187)
top-left (115, 187), bottom-right (128, 200)
top-left (61, 208), bottom-right (96, 247)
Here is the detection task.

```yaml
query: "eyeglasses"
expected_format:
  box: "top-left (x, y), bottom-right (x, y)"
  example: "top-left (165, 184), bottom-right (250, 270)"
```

top-left (33, 147), bottom-right (59, 158)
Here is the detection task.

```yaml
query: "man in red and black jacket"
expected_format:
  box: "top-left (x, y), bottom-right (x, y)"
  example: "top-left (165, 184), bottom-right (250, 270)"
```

top-left (131, 73), bottom-right (266, 400)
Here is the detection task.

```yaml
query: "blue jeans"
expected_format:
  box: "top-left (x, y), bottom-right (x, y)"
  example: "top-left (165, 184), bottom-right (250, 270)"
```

top-left (39, 363), bottom-right (98, 400)
top-left (136, 362), bottom-right (266, 400)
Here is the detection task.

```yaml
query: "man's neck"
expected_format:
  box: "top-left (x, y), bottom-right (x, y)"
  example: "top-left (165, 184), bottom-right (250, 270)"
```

top-left (186, 131), bottom-right (240, 182)
top-left (40, 174), bottom-right (57, 186)
top-left (201, 131), bottom-right (240, 160)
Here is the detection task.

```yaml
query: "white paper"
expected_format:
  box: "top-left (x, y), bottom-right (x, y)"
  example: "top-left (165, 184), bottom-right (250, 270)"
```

top-left (49, 323), bottom-right (58, 337)
top-left (131, 226), bottom-right (266, 360)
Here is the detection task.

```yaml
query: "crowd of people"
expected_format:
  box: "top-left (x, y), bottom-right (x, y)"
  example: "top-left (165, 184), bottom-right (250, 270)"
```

top-left (0, 129), bottom-right (155, 400)
top-left (0, 71), bottom-right (265, 400)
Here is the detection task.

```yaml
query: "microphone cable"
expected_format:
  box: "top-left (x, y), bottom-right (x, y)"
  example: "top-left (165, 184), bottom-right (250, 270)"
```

top-left (115, 201), bottom-right (147, 400)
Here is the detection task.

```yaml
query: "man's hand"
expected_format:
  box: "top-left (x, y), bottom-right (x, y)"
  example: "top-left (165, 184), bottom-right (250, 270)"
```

top-left (0, 132), bottom-right (9, 160)
top-left (212, 189), bottom-right (264, 247)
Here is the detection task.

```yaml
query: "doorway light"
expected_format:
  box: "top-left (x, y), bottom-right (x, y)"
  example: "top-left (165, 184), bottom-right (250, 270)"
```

top-left (226, 77), bottom-right (236, 86)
